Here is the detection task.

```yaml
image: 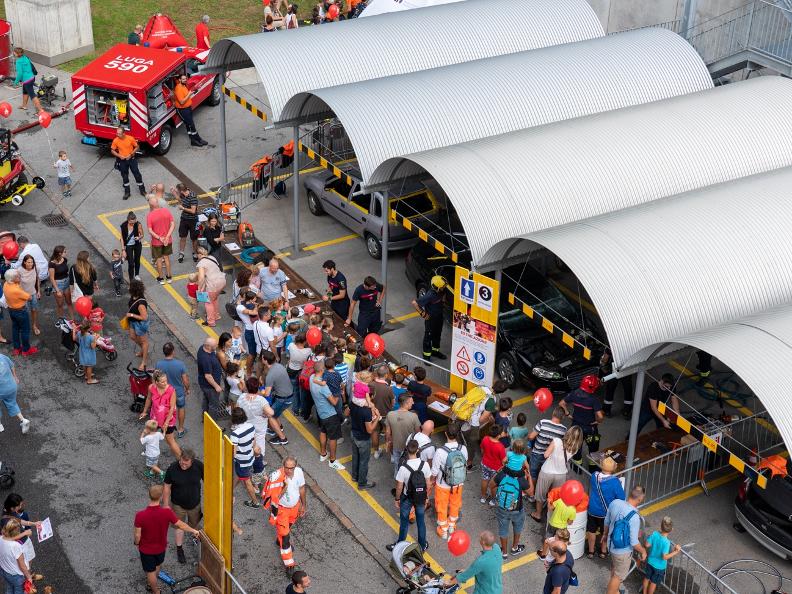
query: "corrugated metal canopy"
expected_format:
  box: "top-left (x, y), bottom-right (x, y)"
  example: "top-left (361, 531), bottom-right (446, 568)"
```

top-left (203, 0), bottom-right (604, 121)
top-left (279, 28), bottom-right (712, 182)
top-left (369, 76), bottom-right (792, 267)
top-left (622, 304), bottom-right (792, 450)
top-left (499, 167), bottom-right (792, 369)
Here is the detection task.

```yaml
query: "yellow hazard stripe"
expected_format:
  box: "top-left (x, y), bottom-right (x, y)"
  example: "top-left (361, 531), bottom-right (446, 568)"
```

top-left (297, 142), bottom-right (354, 186)
top-left (658, 401), bottom-right (768, 488)
top-left (508, 292), bottom-right (592, 360)
top-left (222, 86), bottom-right (267, 122)
top-left (389, 209), bottom-right (463, 265)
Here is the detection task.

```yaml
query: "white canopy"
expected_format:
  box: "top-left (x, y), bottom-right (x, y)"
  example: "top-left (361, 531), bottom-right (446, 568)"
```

top-left (359, 0), bottom-right (463, 18)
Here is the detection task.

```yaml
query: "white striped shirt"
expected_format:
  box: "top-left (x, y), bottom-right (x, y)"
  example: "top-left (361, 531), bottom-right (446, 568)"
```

top-left (230, 422), bottom-right (256, 468)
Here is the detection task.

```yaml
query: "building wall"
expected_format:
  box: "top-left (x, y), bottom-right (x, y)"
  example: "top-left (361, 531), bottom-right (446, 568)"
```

top-left (588, 0), bottom-right (748, 33)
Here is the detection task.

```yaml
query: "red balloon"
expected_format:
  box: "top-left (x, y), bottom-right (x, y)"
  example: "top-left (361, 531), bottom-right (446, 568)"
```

top-left (75, 296), bottom-right (93, 318)
top-left (363, 333), bottom-right (385, 358)
top-left (0, 102), bottom-right (12, 118)
top-left (2, 241), bottom-right (18, 260)
top-left (560, 480), bottom-right (585, 507)
top-left (38, 111), bottom-right (52, 129)
top-left (327, 3), bottom-right (339, 19)
top-left (447, 529), bottom-right (470, 556)
top-left (306, 326), bottom-right (322, 347)
top-left (534, 387), bottom-right (553, 412)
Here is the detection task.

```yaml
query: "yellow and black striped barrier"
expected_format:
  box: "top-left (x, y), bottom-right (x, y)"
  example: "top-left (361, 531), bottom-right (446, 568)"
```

top-left (390, 210), bottom-right (460, 264)
top-left (297, 142), bottom-right (355, 186)
top-left (658, 402), bottom-right (768, 489)
top-left (508, 293), bottom-right (593, 361)
top-left (221, 86), bottom-right (267, 122)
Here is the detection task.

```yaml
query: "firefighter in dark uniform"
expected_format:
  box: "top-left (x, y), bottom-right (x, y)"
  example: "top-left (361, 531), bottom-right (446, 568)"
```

top-left (599, 348), bottom-right (634, 418)
top-left (559, 374), bottom-right (604, 470)
top-left (322, 259), bottom-right (350, 320)
top-left (345, 275), bottom-right (385, 336)
top-left (412, 275), bottom-right (447, 361)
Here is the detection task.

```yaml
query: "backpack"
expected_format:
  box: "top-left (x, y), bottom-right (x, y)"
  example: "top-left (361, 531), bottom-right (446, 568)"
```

top-left (399, 433), bottom-right (432, 466)
top-left (496, 474), bottom-right (522, 511)
top-left (609, 509), bottom-right (638, 550)
top-left (451, 386), bottom-right (491, 422)
top-left (402, 461), bottom-right (427, 505)
top-left (441, 444), bottom-right (467, 487)
top-left (299, 357), bottom-right (315, 390)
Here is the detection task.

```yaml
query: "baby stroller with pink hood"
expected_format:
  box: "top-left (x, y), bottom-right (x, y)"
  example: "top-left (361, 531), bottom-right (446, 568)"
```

top-left (390, 542), bottom-right (459, 594)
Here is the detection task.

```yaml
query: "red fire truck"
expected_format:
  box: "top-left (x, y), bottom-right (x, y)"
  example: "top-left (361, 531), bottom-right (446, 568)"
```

top-left (71, 17), bottom-right (220, 155)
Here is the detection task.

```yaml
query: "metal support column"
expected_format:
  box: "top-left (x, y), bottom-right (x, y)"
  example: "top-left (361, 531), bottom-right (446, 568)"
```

top-left (219, 73), bottom-right (229, 186)
top-left (292, 125), bottom-right (300, 255)
top-left (380, 191), bottom-right (388, 324)
top-left (624, 369), bottom-right (646, 492)
top-left (680, 0), bottom-right (698, 35)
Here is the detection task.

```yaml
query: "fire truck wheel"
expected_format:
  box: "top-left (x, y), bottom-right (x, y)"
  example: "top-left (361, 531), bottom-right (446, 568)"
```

top-left (207, 77), bottom-right (222, 106)
top-left (10, 195), bottom-right (23, 206)
top-left (153, 124), bottom-right (173, 155)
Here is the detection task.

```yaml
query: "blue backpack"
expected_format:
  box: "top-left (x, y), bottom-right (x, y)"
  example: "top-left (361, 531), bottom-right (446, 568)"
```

top-left (609, 509), bottom-right (637, 549)
top-left (496, 474), bottom-right (521, 511)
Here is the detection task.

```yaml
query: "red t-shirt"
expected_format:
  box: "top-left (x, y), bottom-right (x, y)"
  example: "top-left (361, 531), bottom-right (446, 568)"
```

top-left (480, 436), bottom-right (506, 471)
top-left (147, 208), bottom-right (174, 247)
top-left (195, 22), bottom-right (210, 50)
top-left (134, 505), bottom-right (178, 554)
top-left (186, 282), bottom-right (198, 299)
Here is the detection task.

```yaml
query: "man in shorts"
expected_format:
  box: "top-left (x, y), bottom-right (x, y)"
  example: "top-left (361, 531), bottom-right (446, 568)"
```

top-left (146, 196), bottom-right (175, 284)
top-left (175, 183), bottom-right (199, 263)
top-left (162, 449), bottom-right (204, 565)
top-left (491, 464), bottom-right (531, 557)
top-left (135, 484), bottom-right (200, 592)
top-left (603, 486), bottom-right (646, 594)
top-left (309, 360), bottom-right (345, 470)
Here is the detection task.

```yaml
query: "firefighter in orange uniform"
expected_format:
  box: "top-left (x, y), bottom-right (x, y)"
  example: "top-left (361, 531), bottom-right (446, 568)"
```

top-left (173, 74), bottom-right (208, 147)
top-left (262, 455), bottom-right (306, 573)
top-left (249, 153), bottom-right (273, 200)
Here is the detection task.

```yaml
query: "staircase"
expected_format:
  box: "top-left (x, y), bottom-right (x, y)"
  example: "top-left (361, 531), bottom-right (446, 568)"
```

top-left (682, 0), bottom-right (792, 78)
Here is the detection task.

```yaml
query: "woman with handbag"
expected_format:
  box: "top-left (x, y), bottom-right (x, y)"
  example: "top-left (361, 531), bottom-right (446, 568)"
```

top-left (195, 246), bottom-right (226, 327)
top-left (139, 370), bottom-right (182, 460)
top-left (585, 456), bottom-right (625, 559)
top-left (119, 211), bottom-right (144, 281)
top-left (125, 280), bottom-right (150, 370)
top-left (531, 426), bottom-right (583, 523)
top-left (12, 48), bottom-right (41, 112)
top-left (69, 251), bottom-right (98, 299)
top-left (47, 245), bottom-right (73, 319)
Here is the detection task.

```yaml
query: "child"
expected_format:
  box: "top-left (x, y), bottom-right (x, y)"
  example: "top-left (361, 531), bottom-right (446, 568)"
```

top-left (186, 273), bottom-right (199, 319)
top-left (53, 150), bottom-right (74, 197)
top-left (480, 424), bottom-right (506, 505)
top-left (504, 439), bottom-right (530, 477)
top-left (333, 350), bottom-right (349, 386)
top-left (642, 516), bottom-right (682, 594)
top-left (272, 313), bottom-right (285, 356)
top-left (353, 370), bottom-right (373, 403)
top-left (110, 249), bottom-right (124, 296)
top-left (495, 397), bottom-right (513, 448)
top-left (88, 300), bottom-right (105, 334)
top-left (390, 372), bottom-right (409, 411)
top-left (74, 320), bottom-right (98, 384)
top-left (343, 341), bottom-right (357, 370)
top-left (286, 306), bottom-right (307, 333)
top-left (226, 361), bottom-right (246, 411)
top-left (509, 412), bottom-right (530, 445)
top-left (1, 493), bottom-right (42, 577)
top-left (140, 419), bottom-right (166, 480)
top-left (547, 493), bottom-right (577, 540)
top-left (229, 325), bottom-right (246, 366)
top-left (250, 445), bottom-right (267, 491)
top-left (537, 527), bottom-right (570, 568)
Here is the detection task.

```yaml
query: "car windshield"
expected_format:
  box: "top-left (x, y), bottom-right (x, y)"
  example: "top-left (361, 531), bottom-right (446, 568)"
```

top-left (504, 266), bottom-right (580, 328)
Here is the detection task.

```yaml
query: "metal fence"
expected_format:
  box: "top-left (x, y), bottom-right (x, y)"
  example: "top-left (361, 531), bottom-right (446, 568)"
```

top-left (654, 546), bottom-right (740, 594)
top-left (214, 152), bottom-right (291, 216)
top-left (399, 352), bottom-right (451, 389)
top-left (226, 569), bottom-right (250, 593)
top-left (686, 0), bottom-right (792, 67)
top-left (613, 412), bottom-right (782, 509)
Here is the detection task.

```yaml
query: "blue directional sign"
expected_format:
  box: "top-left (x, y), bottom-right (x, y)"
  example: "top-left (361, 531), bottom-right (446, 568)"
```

top-left (460, 278), bottom-right (475, 305)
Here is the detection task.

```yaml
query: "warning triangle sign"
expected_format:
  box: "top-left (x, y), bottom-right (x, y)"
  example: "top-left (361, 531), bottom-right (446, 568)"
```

top-left (456, 346), bottom-right (471, 362)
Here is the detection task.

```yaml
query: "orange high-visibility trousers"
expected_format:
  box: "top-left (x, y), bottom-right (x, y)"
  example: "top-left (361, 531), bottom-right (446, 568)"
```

top-left (434, 484), bottom-right (463, 537)
top-left (270, 504), bottom-right (300, 567)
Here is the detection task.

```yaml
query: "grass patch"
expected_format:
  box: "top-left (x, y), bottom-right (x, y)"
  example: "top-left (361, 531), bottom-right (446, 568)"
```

top-left (1, 1), bottom-right (270, 72)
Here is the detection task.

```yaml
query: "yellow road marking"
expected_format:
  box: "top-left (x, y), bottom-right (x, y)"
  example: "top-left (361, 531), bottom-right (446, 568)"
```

top-left (275, 233), bottom-right (359, 258)
top-left (551, 280), bottom-right (597, 316)
top-left (390, 311), bottom-right (421, 324)
top-left (97, 213), bottom-right (219, 340)
top-left (640, 471), bottom-right (739, 517)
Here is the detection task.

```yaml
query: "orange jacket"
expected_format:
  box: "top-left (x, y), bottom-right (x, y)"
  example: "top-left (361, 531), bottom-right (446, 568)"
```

top-left (174, 82), bottom-right (192, 109)
top-left (262, 467), bottom-right (286, 511)
top-left (281, 140), bottom-right (294, 157)
top-left (250, 154), bottom-right (273, 176)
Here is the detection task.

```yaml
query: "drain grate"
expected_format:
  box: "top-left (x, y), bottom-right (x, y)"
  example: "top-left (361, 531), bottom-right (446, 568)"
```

top-left (42, 214), bottom-right (68, 227)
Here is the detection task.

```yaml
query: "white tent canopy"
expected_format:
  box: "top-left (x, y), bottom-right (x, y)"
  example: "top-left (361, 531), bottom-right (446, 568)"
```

top-left (203, 0), bottom-right (604, 122)
top-left (359, 0), bottom-right (463, 18)
top-left (369, 76), bottom-right (792, 268)
top-left (279, 28), bottom-right (712, 183)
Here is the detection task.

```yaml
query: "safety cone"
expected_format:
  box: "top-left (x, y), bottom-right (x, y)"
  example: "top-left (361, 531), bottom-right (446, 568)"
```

top-left (748, 448), bottom-right (759, 466)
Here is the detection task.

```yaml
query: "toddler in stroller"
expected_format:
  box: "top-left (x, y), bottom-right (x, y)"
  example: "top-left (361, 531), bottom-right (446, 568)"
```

top-left (391, 542), bottom-right (459, 594)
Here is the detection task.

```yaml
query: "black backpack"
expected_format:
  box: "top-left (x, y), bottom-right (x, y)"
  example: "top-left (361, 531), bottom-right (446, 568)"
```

top-left (403, 461), bottom-right (427, 506)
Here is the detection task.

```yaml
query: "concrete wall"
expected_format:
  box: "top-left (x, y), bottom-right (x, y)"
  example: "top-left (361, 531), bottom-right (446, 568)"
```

top-left (4, 0), bottom-right (94, 66)
top-left (588, 0), bottom-right (749, 33)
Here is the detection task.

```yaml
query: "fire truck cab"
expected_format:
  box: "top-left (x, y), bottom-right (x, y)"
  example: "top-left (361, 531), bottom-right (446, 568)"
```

top-left (72, 41), bottom-right (220, 155)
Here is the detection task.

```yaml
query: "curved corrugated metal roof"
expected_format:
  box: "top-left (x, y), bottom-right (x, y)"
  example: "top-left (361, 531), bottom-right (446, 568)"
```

top-left (203, 0), bottom-right (604, 121)
top-left (369, 76), bottom-right (792, 267)
top-left (503, 167), bottom-right (792, 368)
top-left (622, 304), bottom-right (792, 450)
top-left (279, 28), bottom-right (712, 182)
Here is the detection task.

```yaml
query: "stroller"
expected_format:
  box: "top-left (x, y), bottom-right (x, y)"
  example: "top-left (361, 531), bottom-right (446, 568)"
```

top-left (57, 318), bottom-right (117, 376)
top-left (128, 362), bottom-right (153, 413)
top-left (391, 542), bottom-right (459, 594)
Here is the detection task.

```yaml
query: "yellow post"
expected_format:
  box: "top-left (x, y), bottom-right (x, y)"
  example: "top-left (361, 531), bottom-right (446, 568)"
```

top-left (221, 435), bottom-right (234, 580)
top-left (450, 266), bottom-right (471, 395)
top-left (202, 413), bottom-right (223, 550)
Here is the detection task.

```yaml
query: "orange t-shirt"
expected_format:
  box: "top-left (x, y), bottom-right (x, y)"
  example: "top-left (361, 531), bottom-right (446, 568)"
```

top-left (3, 282), bottom-right (30, 309)
top-left (174, 82), bottom-right (192, 109)
top-left (111, 134), bottom-right (138, 158)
